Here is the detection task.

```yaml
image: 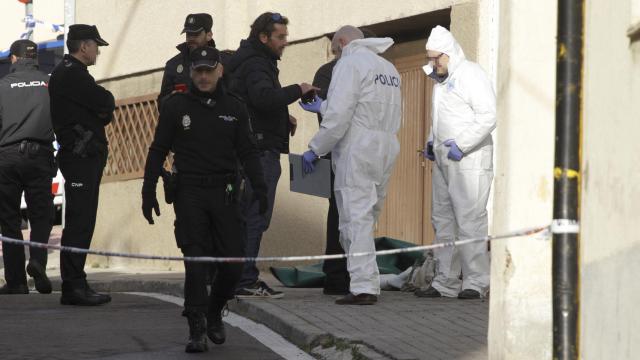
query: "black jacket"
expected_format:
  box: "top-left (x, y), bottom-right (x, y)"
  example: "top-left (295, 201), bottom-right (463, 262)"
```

top-left (0, 59), bottom-right (54, 147)
top-left (143, 85), bottom-right (266, 194)
top-left (227, 38), bottom-right (302, 153)
top-left (312, 59), bottom-right (337, 126)
top-left (158, 40), bottom-right (219, 108)
top-left (48, 55), bottom-right (115, 149)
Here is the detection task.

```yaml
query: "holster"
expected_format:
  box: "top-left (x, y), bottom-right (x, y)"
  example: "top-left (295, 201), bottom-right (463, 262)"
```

top-left (161, 169), bottom-right (177, 204)
top-left (71, 124), bottom-right (95, 158)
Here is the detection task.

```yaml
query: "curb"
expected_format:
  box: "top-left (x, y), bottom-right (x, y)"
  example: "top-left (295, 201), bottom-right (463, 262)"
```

top-left (43, 278), bottom-right (392, 360)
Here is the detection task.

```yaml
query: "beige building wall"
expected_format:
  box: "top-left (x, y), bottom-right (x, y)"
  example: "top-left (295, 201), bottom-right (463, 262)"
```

top-left (74, 0), bottom-right (482, 80)
top-left (580, 1), bottom-right (640, 358)
top-left (488, 0), bottom-right (557, 358)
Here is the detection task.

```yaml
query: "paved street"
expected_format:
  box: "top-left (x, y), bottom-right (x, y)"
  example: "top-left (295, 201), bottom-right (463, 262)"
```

top-left (0, 292), bottom-right (289, 360)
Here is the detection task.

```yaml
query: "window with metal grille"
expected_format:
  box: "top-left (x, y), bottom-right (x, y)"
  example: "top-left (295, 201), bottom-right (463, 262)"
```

top-left (103, 93), bottom-right (170, 183)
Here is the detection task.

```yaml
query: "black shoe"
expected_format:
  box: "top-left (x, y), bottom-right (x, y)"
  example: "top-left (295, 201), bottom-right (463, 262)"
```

top-left (335, 293), bottom-right (377, 305)
top-left (185, 311), bottom-right (208, 353)
top-left (458, 289), bottom-right (481, 299)
top-left (0, 284), bottom-right (29, 295)
top-left (235, 280), bottom-right (284, 299)
top-left (207, 301), bottom-right (227, 345)
top-left (415, 286), bottom-right (442, 298)
top-left (26, 261), bottom-right (52, 294)
top-left (60, 285), bottom-right (111, 306)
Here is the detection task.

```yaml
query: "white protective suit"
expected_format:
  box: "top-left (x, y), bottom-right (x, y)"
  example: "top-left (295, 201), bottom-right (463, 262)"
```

top-left (423, 26), bottom-right (496, 297)
top-left (309, 38), bottom-right (402, 295)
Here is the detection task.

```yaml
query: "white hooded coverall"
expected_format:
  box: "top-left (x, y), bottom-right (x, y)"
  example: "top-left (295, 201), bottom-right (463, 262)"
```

top-left (309, 38), bottom-right (402, 295)
top-left (423, 26), bottom-right (496, 297)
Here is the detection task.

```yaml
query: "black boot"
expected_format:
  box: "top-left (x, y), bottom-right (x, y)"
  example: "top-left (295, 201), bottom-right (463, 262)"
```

top-left (26, 261), bottom-right (52, 294)
top-left (60, 282), bottom-right (111, 306)
top-left (184, 311), bottom-right (208, 353)
top-left (207, 300), bottom-right (227, 345)
top-left (0, 283), bottom-right (29, 295)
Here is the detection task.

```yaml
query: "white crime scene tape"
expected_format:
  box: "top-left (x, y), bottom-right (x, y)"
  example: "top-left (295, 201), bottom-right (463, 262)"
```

top-left (0, 225), bottom-right (549, 263)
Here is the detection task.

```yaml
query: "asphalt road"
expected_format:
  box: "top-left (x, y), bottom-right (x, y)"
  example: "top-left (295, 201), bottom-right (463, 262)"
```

top-left (0, 292), bottom-right (286, 360)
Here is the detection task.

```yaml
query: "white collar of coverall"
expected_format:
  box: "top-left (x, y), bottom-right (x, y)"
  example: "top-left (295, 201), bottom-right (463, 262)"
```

top-left (341, 37), bottom-right (394, 57)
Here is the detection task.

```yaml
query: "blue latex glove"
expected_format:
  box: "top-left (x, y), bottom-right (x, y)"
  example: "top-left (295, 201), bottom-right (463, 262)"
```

top-left (302, 150), bottom-right (318, 174)
top-left (298, 95), bottom-right (323, 113)
top-left (422, 141), bottom-right (435, 161)
top-left (444, 139), bottom-right (463, 161)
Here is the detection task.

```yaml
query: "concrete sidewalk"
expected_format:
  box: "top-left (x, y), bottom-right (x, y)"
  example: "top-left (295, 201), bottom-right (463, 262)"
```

top-left (3, 268), bottom-right (489, 360)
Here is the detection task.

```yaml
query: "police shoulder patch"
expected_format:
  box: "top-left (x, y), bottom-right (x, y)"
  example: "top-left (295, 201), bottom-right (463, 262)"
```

top-left (182, 114), bottom-right (192, 129)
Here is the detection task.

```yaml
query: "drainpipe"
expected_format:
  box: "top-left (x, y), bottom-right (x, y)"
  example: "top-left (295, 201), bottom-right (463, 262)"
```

top-left (552, 0), bottom-right (584, 359)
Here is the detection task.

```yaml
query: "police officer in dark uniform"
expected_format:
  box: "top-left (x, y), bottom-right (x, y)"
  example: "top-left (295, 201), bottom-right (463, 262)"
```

top-left (159, 12), bottom-right (224, 287)
top-left (0, 40), bottom-right (55, 295)
top-left (142, 46), bottom-right (267, 353)
top-left (158, 13), bottom-right (216, 107)
top-left (48, 24), bottom-right (114, 306)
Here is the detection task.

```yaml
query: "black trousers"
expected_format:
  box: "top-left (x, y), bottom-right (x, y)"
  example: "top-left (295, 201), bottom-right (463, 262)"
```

top-left (57, 149), bottom-right (106, 289)
top-left (174, 185), bottom-right (245, 313)
top-left (322, 167), bottom-right (350, 292)
top-left (0, 143), bottom-right (55, 287)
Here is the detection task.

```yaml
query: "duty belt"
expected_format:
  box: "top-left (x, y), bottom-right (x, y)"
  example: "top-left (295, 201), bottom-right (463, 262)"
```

top-left (0, 140), bottom-right (53, 154)
top-left (177, 173), bottom-right (235, 187)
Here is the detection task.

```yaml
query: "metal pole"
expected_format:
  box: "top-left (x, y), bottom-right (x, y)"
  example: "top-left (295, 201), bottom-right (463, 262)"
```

top-left (553, 0), bottom-right (584, 359)
top-left (25, 0), bottom-right (34, 40)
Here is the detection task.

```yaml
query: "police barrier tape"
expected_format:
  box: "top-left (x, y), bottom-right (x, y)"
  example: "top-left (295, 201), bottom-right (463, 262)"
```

top-left (0, 225), bottom-right (549, 263)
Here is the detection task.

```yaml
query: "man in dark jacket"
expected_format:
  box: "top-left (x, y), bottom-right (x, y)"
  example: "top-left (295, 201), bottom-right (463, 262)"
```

top-left (311, 39), bottom-right (348, 296)
top-left (226, 12), bottom-right (317, 298)
top-left (0, 40), bottom-right (55, 295)
top-left (48, 24), bottom-right (114, 306)
top-left (158, 13), bottom-right (217, 108)
top-left (142, 46), bottom-right (268, 353)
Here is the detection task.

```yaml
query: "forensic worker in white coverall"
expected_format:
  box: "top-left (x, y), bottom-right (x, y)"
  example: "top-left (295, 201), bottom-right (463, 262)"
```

top-left (416, 26), bottom-right (495, 300)
top-left (299, 25), bottom-right (402, 305)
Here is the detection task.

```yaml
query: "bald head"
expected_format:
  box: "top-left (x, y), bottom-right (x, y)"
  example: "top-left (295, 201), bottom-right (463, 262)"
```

top-left (331, 25), bottom-right (364, 58)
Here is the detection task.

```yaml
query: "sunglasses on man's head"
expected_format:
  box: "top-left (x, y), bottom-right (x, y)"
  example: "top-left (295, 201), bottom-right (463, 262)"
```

top-left (271, 13), bottom-right (284, 22)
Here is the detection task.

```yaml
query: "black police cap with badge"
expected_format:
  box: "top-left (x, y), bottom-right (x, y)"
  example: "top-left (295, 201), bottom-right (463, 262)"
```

top-left (190, 46), bottom-right (220, 69)
top-left (9, 39), bottom-right (38, 59)
top-left (68, 24), bottom-right (109, 46)
top-left (181, 13), bottom-right (213, 34)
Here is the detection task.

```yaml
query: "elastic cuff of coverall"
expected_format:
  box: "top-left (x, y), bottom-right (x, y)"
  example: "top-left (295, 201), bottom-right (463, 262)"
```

top-left (350, 285), bottom-right (381, 296)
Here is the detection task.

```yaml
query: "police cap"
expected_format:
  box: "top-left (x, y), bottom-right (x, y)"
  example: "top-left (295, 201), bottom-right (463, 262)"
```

top-left (9, 39), bottom-right (37, 59)
top-left (190, 46), bottom-right (220, 69)
top-left (68, 24), bottom-right (109, 46)
top-left (181, 13), bottom-right (213, 34)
